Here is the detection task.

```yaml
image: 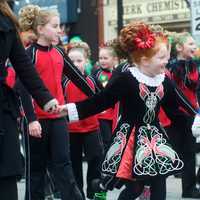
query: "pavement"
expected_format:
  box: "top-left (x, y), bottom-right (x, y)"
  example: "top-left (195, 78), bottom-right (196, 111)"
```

top-left (17, 164), bottom-right (197, 200)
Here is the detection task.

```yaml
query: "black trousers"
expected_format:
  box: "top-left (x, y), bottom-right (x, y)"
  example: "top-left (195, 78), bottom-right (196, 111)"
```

top-left (70, 130), bottom-right (104, 199)
top-left (99, 119), bottom-right (112, 151)
top-left (165, 124), bottom-right (196, 195)
top-left (0, 177), bottom-right (18, 200)
top-left (118, 177), bottom-right (166, 200)
top-left (26, 118), bottom-right (78, 200)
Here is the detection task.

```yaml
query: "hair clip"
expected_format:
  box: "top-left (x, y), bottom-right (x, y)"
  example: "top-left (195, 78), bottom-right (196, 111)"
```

top-left (133, 27), bottom-right (155, 50)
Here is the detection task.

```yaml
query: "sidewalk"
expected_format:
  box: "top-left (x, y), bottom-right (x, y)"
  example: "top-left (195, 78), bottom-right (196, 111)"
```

top-left (18, 175), bottom-right (197, 200)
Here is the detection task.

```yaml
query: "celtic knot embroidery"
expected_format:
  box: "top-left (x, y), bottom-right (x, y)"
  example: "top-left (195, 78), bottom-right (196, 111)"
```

top-left (133, 125), bottom-right (183, 176)
top-left (102, 123), bottom-right (130, 174)
top-left (139, 83), bottom-right (164, 124)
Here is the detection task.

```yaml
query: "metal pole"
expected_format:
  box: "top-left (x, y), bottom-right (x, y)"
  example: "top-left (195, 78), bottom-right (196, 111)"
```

top-left (185, 0), bottom-right (190, 7)
top-left (98, 0), bottom-right (104, 45)
top-left (117, 0), bottom-right (123, 34)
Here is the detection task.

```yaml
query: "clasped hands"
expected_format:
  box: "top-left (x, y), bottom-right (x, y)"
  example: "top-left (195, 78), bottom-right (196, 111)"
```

top-left (192, 114), bottom-right (200, 143)
top-left (29, 99), bottom-right (68, 138)
top-left (43, 98), bottom-right (68, 116)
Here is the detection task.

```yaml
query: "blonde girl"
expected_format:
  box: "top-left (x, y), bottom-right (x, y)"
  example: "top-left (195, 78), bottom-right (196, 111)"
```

top-left (92, 43), bottom-right (118, 151)
top-left (17, 5), bottom-right (95, 200)
top-left (166, 32), bottom-right (200, 198)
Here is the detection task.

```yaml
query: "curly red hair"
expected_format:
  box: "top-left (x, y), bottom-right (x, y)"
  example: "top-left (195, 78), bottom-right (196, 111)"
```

top-left (119, 21), bottom-right (167, 64)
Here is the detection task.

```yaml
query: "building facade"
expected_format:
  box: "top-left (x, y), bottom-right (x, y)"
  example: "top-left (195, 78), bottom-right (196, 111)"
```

top-left (103, 0), bottom-right (191, 41)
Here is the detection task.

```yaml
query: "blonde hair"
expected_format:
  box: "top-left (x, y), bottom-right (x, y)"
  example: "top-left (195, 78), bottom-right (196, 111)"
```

top-left (170, 32), bottom-right (192, 57)
top-left (174, 32), bottom-right (192, 45)
top-left (18, 4), bottom-right (59, 34)
top-left (67, 42), bottom-right (91, 59)
top-left (99, 41), bottom-right (118, 57)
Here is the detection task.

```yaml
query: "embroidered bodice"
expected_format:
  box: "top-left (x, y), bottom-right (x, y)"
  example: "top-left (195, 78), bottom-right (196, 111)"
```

top-left (71, 66), bottom-right (196, 179)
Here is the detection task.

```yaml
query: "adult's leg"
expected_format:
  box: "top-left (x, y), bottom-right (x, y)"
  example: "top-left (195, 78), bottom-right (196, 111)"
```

top-left (84, 130), bottom-right (104, 199)
top-left (49, 118), bottom-right (83, 200)
top-left (70, 133), bottom-right (85, 198)
top-left (117, 180), bottom-right (144, 200)
top-left (0, 177), bottom-right (18, 200)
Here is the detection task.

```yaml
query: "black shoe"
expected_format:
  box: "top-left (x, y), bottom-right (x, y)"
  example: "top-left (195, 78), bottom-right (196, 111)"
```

top-left (92, 179), bottom-right (106, 193)
top-left (72, 184), bottom-right (84, 200)
top-left (182, 187), bottom-right (200, 198)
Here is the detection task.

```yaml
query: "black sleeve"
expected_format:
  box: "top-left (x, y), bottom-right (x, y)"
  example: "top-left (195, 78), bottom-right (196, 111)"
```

top-left (88, 75), bottom-right (104, 92)
top-left (161, 78), bottom-right (196, 126)
top-left (15, 79), bottom-right (37, 123)
top-left (55, 47), bottom-right (95, 97)
top-left (9, 31), bottom-right (53, 108)
top-left (76, 73), bottom-right (129, 119)
top-left (113, 62), bottom-right (131, 74)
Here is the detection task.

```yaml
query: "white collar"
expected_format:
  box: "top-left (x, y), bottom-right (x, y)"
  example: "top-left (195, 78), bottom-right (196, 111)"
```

top-left (129, 67), bottom-right (165, 87)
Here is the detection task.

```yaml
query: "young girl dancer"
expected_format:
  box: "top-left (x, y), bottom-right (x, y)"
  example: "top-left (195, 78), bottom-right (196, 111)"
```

top-left (17, 5), bottom-right (95, 200)
top-left (92, 44), bottom-right (118, 150)
top-left (64, 42), bottom-right (103, 199)
top-left (60, 21), bottom-right (200, 200)
top-left (166, 32), bottom-right (200, 198)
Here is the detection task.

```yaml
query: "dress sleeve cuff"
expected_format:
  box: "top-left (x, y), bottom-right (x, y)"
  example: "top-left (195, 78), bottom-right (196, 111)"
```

top-left (66, 103), bottom-right (79, 122)
top-left (43, 99), bottom-right (58, 112)
top-left (192, 114), bottom-right (200, 138)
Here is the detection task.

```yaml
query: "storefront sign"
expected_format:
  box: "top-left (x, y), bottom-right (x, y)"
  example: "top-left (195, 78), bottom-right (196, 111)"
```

top-left (191, 0), bottom-right (200, 42)
top-left (108, 0), bottom-right (190, 24)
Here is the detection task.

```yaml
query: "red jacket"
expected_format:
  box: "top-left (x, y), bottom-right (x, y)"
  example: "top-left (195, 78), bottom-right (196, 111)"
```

top-left (28, 44), bottom-right (65, 119)
top-left (22, 43), bottom-right (95, 122)
top-left (167, 59), bottom-right (199, 112)
top-left (65, 77), bottom-right (99, 133)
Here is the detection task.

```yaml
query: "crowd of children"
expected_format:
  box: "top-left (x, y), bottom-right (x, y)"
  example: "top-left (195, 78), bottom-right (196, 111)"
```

top-left (60, 21), bottom-right (200, 200)
top-left (3, 2), bottom-right (200, 200)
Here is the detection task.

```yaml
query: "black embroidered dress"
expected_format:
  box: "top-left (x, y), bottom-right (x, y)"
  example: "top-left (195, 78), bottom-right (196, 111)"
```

top-left (67, 67), bottom-right (196, 180)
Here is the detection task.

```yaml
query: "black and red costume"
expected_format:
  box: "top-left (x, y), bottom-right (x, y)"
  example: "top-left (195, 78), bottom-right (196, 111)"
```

top-left (165, 58), bottom-right (200, 198)
top-left (67, 67), bottom-right (197, 200)
top-left (18, 43), bottom-right (95, 200)
top-left (167, 58), bottom-right (199, 111)
top-left (64, 76), bottom-right (103, 199)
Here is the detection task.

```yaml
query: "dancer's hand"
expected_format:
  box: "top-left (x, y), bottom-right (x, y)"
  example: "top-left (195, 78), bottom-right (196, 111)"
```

top-left (57, 105), bottom-right (68, 117)
top-left (43, 98), bottom-right (59, 113)
top-left (29, 121), bottom-right (42, 138)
